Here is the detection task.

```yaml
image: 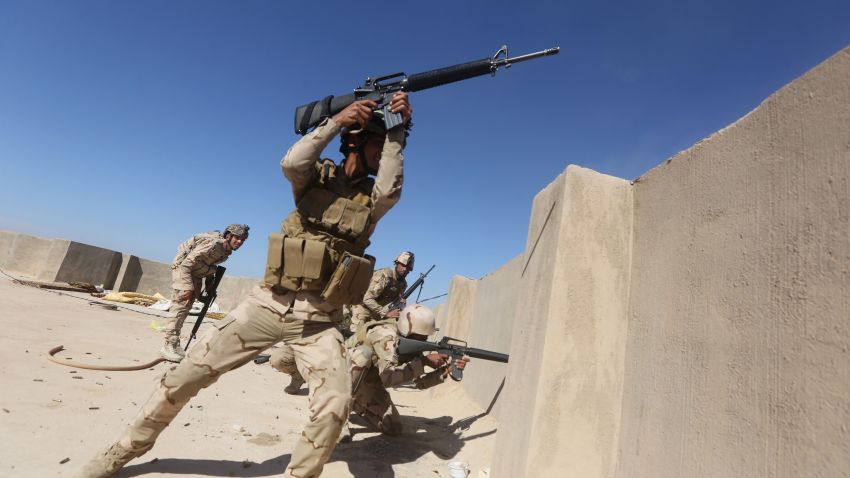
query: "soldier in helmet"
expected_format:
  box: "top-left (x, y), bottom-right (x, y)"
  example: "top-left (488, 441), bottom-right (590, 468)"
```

top-left (162, 224), bottom-right (249, 362)
top-left (77, 93), bottom-right (413, 478)
top-left (276, 251), bottom-right (416, 395)
top-left (342, 303), bottom-right (470, 440)
top-left (351, 251), bottom-right (415, 329)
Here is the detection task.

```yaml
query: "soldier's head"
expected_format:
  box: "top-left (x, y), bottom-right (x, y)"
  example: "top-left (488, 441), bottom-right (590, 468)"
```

top-left (394, 251), bottom-right (414, 278)
top-left (397, 304), bottom-right (436, 339)
top-left (223, 224), bottom-right (249, 251)
top-left (340, 115), bottom-right (387, 177)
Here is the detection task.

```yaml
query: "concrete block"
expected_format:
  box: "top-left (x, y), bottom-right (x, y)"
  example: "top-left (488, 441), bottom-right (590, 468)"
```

top-left (113, 254), bottom-right (143, 292)
top-left (132, 258), bottom-right (173, 297)
top-left (54, 242), bottom-right (123, 288)
top-left (438, 275), bottom-right (477, 342)
top-left (462, 255), bottom-right (522, 419)
top-left (616, 46), bottom-right (850, 478)
top-left (216, 276), bottom-right (261, 312)
top-left (492, 165), bottom-right (634, 478)
top-left (2, 232), bottom-right (70, 280)
top-left (0, 230), bottom-right (16, 268)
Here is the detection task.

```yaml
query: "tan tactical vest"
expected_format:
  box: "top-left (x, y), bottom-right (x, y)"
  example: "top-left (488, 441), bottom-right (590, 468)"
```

top-left (264, 160), bottom-right (376, 306)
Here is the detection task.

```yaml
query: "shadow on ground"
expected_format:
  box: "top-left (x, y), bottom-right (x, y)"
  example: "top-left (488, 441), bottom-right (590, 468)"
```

top-left (331, 414), bottom-right (496, 477)
top-left (118, 453), bottom-right (291, 477)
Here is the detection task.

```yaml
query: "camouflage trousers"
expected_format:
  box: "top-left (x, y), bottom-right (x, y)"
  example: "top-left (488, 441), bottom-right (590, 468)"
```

top-left (91, 290), bottom-right (351, 478)
top-left (164, 290), bottom-right (193, 339)
top-left (269, 343), bottom-right (305, 382)
top-left (351, 366), bottom-right (402, 435)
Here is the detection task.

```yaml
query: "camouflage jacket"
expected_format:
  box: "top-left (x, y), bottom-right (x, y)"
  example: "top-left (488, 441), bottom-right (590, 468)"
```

top-left (261, 116), bottom-right (405, 322)
top-left (352, 267), bottom-right (408, 321)
top-left (348, 321), bottom-right (446, 390)
top-left (171, 232), bottom-right (232, 291)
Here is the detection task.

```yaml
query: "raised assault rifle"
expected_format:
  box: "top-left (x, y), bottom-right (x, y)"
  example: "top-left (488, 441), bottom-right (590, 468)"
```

top-left (387, 264), bottom-right (435, 312)
top-left (184, 265), bottom-right (225, 351)
top-left (396, 336), bottom-right (509, 382)
top-left (294, 44), bottom-right (560, 135)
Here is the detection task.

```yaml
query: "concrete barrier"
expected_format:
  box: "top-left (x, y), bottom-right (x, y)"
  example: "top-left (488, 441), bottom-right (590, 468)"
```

top-left (0, 230), bottom-right (257, 312)
top-left (491, 166), bottom-right (634, 478)
top-left (462, 255), bottom-right (522, 418)
top-left (615, 46), bottom-right (850, 478)
top-left (437, 276), bottom-right (477, 342)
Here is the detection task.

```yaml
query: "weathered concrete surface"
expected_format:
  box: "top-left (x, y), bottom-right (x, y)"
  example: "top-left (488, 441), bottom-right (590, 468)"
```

top-left (462, 255), bottom-right (521, 419)
top-left (491, 166), bottom-right (634, 478)
top-left (0, 230), bottom-right (70, 281)
top-left (54, 242), bottom-right (123, 289)
top-left (616, 47), bottom-right (850, 478)
top-left (437, 276), bottom-right (477, 342)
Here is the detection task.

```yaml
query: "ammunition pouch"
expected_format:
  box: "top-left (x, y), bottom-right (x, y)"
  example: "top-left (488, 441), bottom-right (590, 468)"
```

top-left (320, 252), bottom-right (375, 306)
top-left (265, 234), bottom-right (374, 303)
top-left (296, 189), bottom-right (371, 242)
top-left (264, 233), bottom-right (334, 292)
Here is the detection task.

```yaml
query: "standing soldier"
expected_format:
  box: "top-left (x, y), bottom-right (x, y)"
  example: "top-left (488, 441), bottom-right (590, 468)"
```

top-left (343, 304), bottom-right (469, 441)
top-left (275, 251), bottom-right (414, 395)
top-left (76, 92), bottom-right (413, 478)
top-left (163, 224), bottom-right (249, 362)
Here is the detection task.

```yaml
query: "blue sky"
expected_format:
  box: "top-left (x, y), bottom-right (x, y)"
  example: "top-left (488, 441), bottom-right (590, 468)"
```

top-left (1, 0), bottom-right (848, 301)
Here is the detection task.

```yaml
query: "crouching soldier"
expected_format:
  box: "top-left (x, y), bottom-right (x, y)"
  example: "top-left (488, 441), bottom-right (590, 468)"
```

top-left (342, 303), bottom-right (469, 441)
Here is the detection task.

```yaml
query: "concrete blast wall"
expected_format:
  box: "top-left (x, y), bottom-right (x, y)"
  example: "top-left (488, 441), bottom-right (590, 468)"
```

top-left (432, 46), bottom-right (849, 477)
top-left (0, 230), bottom-right (257, 312)
top-left (616, 47), bottom-right (850, 477)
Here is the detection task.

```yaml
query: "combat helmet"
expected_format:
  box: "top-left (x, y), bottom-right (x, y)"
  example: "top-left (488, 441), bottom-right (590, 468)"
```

top-left (224, 224), bottom-right (250, 239)
top-left (395, 251), bottom-right (415, 270)
top-left (397, 304), bottom-right (436, 337)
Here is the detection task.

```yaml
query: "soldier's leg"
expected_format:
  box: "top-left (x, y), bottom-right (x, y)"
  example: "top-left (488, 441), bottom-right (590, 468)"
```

top-left (269, 344), bottom-right (305, 394)
top-left (161, 290), bottom-right (193, 361)
top-left (283, 322), bottom-right (351, 478)
top-left (349, 367), bottom-right (401, 434)
top-left (76, 296), bottom-right (282, 478)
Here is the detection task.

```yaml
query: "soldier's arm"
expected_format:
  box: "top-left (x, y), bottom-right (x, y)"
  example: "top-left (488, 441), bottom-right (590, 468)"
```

top-left (281, 117), bottom-right (341, 201)
top-left (361, 272), bottom-right (389, 318)
top-left (369, 126), bottom-right (404, 223)
top-left (367, 326), bottom-right (426, 388)
top-left (413, 366), bottom-right (449, 389)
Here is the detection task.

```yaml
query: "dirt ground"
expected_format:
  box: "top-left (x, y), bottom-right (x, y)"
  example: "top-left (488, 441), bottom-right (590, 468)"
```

top-left (0, 273), bottom-right (498, 478)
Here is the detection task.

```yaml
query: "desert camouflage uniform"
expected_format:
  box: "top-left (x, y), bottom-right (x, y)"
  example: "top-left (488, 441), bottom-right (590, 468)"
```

top-left (77, 116), bottom-right (405, 478)
top-left (349, 267), bottom-right (407, 331)
top-left (346, 322), bottom-right (447, 435)
top-left (165, 232), bottom-right (232, 342)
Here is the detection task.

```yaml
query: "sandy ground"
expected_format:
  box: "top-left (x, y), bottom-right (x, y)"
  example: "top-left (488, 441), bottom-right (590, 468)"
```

top-left (0, 273), bottom-right (498, 478)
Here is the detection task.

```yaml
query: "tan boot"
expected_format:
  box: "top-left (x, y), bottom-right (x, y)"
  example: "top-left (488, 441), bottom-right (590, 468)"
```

top-left (160, 336), bottom-right (186, 363)
top-left (284, 373), bottom-right (305, 394)
top-left (75, 442), bottom-right (138, 478)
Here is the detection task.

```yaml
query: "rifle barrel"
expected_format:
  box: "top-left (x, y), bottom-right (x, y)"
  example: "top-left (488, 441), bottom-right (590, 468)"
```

top-left (498, 47), bottom-right (560, 67)
top-left (464, 347), bottom-right (509, 363)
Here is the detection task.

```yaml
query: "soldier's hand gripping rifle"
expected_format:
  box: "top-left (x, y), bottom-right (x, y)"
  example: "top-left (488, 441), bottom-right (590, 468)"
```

top-left (387, 264), bottom-right (435, 313)
top-left (396, 336), bottom-right (509, 382)
top-left (294, 44), bottom-right (560, 135)
top-left (184, 265), bottom-right (226, 351)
